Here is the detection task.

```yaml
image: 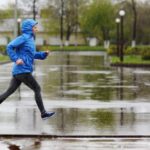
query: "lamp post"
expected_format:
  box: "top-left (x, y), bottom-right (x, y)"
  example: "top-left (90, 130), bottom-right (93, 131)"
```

top-left (119, 10), bottom-right (125, 62)
top-left (17, 18), bottom-right (21, 36)
top-left (115, 18), bottom-right (120, 57)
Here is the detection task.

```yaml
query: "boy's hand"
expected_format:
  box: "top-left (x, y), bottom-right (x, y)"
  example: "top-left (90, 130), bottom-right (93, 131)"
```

top-left (16, 59), bottom-right (24, 65)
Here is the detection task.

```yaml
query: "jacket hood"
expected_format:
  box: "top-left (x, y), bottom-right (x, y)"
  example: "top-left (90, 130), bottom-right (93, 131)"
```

top-left (21, 19), bottom-right (38, 34)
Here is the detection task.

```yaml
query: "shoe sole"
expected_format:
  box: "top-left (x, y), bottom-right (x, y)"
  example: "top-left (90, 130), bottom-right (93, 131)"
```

top-left (42, 113), bottom-right (55, 120)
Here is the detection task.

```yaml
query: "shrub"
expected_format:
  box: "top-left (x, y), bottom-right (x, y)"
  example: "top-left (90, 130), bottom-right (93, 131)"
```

top-left (125, 46), bottom-right (140, 55)
top-left (108, 45), bottom-right (150, 61)
top-left (37, 45), bottom-right (106, 51)
top-left (107, 45), bottom-right (117, 55)
top-left (125, 46), bottom-right (150, 60)
top-left (0, 45), bottom-right (7, 55)
top-left (140, 47), bottom-right (150, 60)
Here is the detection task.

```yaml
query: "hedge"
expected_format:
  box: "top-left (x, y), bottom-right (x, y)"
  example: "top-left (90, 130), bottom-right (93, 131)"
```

top-left (108, 45), bottom-right (150, 60)
top-left (36, 45), bottom-right (106, 51)
top-left (0, 45), bottom-right (6, 55)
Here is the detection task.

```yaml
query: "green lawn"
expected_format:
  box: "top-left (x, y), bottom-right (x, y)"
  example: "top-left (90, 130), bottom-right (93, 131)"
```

top-left (0, 55), bottom-right (9, 62)
top-left (39, 45), bottom-right (106, 51)
top-left (111, 55), bottom-right (150, 64)
top-left (0, 46), bottom-right (105, 63)
top-left (1, 54), bottom-right (150, 65)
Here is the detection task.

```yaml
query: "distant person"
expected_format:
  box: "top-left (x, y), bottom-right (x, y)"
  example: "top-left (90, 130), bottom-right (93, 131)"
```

top-left (0, 19), bottom-right (55, 120)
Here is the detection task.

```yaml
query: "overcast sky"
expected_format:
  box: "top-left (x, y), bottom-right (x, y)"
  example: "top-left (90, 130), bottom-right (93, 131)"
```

top-left (0, 0), bottom-right (14, 8)
top-left (0, 0), bottom-right (48, 9)
top-left (0, 0), bottom-right (148, 9)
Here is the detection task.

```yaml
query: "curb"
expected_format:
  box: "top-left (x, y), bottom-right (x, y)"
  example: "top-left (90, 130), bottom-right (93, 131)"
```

top-left (1, 134), bottom-right (150, 139)
top-left (0, 61), bottom-right (11, 65)
top-left (111, 63), bottom-right (150, 68)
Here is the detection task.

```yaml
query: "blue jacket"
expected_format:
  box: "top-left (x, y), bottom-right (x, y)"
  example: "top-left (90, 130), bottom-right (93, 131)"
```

top-left (7, 19), bottom-right (47, 75)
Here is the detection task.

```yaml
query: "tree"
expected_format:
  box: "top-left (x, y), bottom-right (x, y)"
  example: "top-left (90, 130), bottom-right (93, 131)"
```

top-left (41, 0), bottom-right (86, 46)
top-left (18, 0), bottom-right (39, 19)
top-left (64, 0), bottom-right (78, 46)
top-left (116, 0), bottom-right (150, 45)
top-left (136, 1), bottom-right (150, 44)
top-left (0, 9), bottom-right (14, 19)
top-left (40, 1), bottom-right (60, 34)
top-left (80, 0), bottom-right (115, 47)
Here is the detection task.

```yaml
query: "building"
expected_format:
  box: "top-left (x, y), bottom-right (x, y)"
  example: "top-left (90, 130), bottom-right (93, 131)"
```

top-left (0, 18), bottom-right (85, 46)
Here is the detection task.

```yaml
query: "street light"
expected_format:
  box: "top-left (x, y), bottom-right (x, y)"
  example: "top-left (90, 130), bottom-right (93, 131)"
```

top-left (119, 10), bottom-right (126, 17)
top-left (17, 18), bottom-right (22, 36)
top-left (119, 10), bottom-right (126, 62)
top-left (115, 18), bottom-right (120, 57)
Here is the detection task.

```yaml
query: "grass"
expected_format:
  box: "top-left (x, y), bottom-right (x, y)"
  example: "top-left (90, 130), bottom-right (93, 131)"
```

top-left (0, 54), bottom-right (9, 63)
top-left (111, 55), bottom-right (150, 64)
top-left (0, 46), bottom-right (105, 63)
top-left (38, 45), bottom-right (106, 51)
top-left (1, 53), bottom-right (150, 65)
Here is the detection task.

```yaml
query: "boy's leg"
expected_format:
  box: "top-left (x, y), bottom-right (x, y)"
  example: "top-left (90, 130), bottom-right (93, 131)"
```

top-left (15, 73), bottom-right (46, 114)
top-left (0, 77), bottom-right (21, 104)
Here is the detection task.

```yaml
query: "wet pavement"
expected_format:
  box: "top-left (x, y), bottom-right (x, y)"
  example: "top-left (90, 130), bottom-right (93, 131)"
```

top-left (1, 137), bottom-right (150, 150)
top-left (0, 51), bottom-right (150, 149)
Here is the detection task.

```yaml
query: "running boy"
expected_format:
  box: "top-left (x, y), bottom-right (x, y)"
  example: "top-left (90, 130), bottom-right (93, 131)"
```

top-left (0, 19), bottom-right (55, 120)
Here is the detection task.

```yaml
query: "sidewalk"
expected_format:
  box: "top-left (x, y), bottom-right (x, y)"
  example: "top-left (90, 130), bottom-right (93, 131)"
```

top-left (0, 56), bottom-right (150, 150)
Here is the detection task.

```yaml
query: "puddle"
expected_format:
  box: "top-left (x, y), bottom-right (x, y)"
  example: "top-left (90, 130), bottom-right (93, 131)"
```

top-left (0, 51), bottom-right (150, 136)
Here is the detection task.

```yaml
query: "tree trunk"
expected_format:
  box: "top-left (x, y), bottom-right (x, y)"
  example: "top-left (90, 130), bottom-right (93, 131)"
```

top-left (74, 0), bottom-right (78, 46)
top-left (60, 0), bottom-right (64, 47)
top-left (65, 24), bottom-right (72, 46)
top-left (33, 0), bottom-right (36, 20)
top-left (102, 27), bottom-right (110, 48)
top-left (131, 0), bottom-right (137, 47)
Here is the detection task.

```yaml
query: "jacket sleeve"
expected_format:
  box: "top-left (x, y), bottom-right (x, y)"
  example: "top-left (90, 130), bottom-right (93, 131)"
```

top-left (34, 51), bottom-right (47, 60)
top-left (7, 36), bottom-right (26, 62)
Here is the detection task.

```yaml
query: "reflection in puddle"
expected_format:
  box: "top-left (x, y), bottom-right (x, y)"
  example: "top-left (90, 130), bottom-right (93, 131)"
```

top-left (0, 137), bottom-right (150, 150)
top-left (70, 70), bottom-right (112, 75)
top-left (133, 70), bottom-right (150, 74)
top-left (0, 51), bottom-right (150, 136)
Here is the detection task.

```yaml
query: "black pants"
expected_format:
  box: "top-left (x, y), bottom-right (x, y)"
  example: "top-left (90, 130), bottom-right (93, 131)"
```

top-left (0, 73), bottom-right (46, 114)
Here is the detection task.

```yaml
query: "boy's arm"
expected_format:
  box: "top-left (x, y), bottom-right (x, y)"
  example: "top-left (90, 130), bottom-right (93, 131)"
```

top-left (7, 36), bottom-right (26, 62)
top-left (34, 51), bottom-right (49, 60)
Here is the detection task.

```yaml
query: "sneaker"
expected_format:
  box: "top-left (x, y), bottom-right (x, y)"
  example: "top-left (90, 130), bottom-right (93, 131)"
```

top-left (41, 112), bottom-right (55, 120)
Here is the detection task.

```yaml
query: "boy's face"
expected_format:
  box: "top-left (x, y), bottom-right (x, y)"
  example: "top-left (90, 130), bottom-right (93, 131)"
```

top-left (32, 25), bottom-right (38, 33)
